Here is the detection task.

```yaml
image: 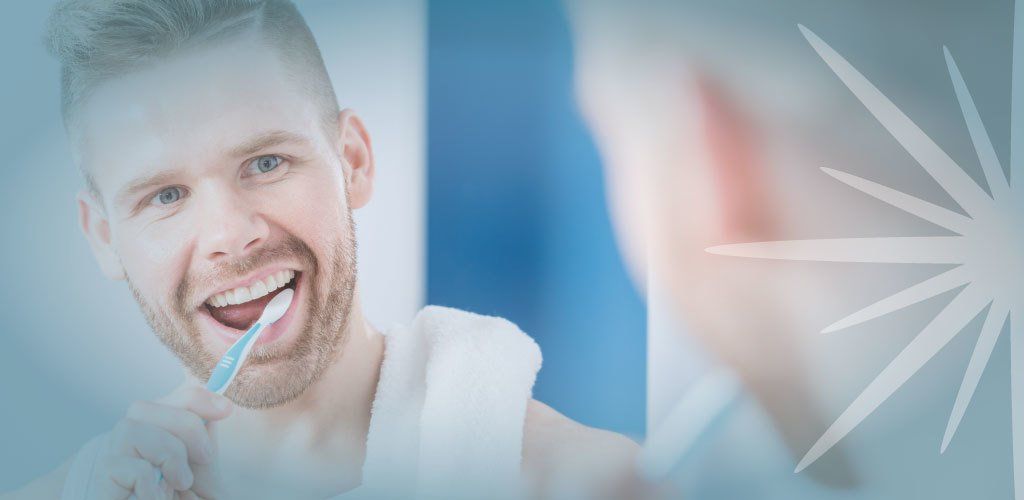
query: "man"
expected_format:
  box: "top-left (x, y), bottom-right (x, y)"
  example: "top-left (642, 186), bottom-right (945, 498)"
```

top-left (565, 0), bottom-right (853, 484)
top-left (4, 1), bottom-right (647, 498)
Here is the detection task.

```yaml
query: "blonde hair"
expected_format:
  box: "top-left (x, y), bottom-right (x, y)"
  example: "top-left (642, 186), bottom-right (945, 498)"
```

top-left (45, 0), bottom-right (340, 131)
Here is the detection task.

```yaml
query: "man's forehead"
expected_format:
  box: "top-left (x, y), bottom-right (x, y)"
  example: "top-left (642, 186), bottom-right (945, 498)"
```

top-left (76, 36), bottom-right (322, 193)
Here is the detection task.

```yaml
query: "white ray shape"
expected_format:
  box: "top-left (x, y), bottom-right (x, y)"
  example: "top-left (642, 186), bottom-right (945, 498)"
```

top-left (944, 47), bottom-right (1010, 201)
top-left (799, 24), bottom-right (992, 218)
top-left (821, 167), bottom-right (973, 234)
top-left (823, 266), bottom-right (971, 333)
top-left (942, 301), bottom-right (1007, 452)
top-left (707, 237), bottom-right (966, 264)
top-left (795, 284), bottom-right (990, 472)
top-left (1012, 0), bottom-right (1024, 189)
top-left (701, 18), bottom-right (1023, 494)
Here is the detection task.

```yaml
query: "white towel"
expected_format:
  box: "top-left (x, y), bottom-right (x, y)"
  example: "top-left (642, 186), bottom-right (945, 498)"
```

top-left (61, 306), bottom-right (542, 500)
top-left (348, 305), bottom-right (543, 500)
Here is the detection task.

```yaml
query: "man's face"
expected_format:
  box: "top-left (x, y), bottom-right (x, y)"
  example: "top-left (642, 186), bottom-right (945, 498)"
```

top-left (75, 36), bottom-right (368, 408)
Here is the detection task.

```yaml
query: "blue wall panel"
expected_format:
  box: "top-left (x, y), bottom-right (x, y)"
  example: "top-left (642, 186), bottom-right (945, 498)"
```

top-left (427, 0), bottom-right (647, 436)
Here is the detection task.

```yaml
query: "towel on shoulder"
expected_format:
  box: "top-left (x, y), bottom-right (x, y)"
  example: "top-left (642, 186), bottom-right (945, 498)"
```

top-left (352, 305), bottom-right (542, 500)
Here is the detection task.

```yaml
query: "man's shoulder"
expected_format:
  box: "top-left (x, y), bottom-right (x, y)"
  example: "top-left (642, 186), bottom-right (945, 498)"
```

top-left (1, 456), bottom-right (71, 500)
top-left (521, 399), bottom-right (643, 499)
top-left (523, 399), bottom-right (640, 458)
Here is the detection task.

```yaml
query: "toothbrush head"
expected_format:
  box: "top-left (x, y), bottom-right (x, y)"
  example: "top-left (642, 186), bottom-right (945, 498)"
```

top-left (258, 288), bottom-right (294, 325)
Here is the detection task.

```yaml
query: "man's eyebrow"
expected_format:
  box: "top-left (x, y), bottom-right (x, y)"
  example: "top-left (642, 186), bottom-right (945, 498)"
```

top-left (229, 130), bottom-right (312, 158)
top-left (116, 170), bottom-right (179, 208)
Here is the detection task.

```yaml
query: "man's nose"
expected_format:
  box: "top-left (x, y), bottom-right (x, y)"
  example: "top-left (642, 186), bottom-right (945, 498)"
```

top-left (195, 188), bottom-right (270, 262)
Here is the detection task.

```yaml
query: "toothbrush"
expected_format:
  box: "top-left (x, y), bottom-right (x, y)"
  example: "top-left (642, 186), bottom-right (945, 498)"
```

top-left (206, 287), bottom-right (294, 394)
top-left (143, 289), bottom-right (294, 498)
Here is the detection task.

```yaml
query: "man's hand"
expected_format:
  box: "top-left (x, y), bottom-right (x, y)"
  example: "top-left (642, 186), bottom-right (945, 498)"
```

top-left (90, 385), bottom-right (233, 499)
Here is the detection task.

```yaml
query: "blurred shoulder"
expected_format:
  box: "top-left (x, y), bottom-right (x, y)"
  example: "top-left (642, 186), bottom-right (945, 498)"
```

top-left (522, 399), bottom-right (644, 499)
top-left (1, 457), bottom-right (71, 499)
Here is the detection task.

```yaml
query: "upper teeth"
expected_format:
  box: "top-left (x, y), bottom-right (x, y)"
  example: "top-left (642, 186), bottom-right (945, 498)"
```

top-left (207, 270), bottom-right (295, 307)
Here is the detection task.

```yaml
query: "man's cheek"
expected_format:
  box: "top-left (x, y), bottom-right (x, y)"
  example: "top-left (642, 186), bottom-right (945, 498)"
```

top-left (134, 221), bottom-right (193, 263)
top-left (285, 185), bottom-right (348, 245)
top-left (120, 248), bottom-right (184, 312)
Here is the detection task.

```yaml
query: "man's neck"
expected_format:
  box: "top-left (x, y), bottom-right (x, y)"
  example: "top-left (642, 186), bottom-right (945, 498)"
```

top-left (234, 298), bottom-right (383, 439)
top-left (207, 296), bottom-right (385, 493)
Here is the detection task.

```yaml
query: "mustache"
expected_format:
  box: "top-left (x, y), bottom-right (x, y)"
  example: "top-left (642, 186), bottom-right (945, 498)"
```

top-left (174, 235), bottom-right (318, 315)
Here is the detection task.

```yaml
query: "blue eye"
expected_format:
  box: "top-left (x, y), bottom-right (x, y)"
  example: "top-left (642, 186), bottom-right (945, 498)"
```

top-left (251, 155), bottom-right (282, 174)
top-left (151, 186), bottom-right (184, 206)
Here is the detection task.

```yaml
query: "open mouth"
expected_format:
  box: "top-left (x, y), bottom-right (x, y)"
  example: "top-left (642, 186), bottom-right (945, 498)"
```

top-left (204, 269), bottom-right (299, 330)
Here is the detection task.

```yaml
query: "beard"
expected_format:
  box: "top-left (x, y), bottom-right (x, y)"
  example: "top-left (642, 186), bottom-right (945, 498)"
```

top-left (127, 212), bottom-right (357, 409)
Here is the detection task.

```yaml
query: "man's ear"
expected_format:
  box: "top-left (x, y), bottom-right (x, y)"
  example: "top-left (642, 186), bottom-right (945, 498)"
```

top-left (693, 75), bottom-right (777, 242)
top-left (337, 109), bottom-right (375, 209)
top-left (77, 190), bottom-right (125, 280)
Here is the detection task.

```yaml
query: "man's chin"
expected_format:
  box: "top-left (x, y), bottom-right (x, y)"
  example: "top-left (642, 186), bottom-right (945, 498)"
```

top-left (220, 357), bottom-right (322, 409)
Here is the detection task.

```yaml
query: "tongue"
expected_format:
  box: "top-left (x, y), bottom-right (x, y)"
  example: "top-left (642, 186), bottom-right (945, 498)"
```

top-left (208, 287), bottom-right (286, 331)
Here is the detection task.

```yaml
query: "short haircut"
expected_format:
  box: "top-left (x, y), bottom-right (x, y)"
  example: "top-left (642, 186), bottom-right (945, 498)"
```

top-left (45, 0), bottom-right (340, 133)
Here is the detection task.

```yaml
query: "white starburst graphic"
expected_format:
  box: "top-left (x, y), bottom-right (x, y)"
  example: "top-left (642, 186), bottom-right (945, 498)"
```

top-left (707, 8), bottom-right (1024, 498)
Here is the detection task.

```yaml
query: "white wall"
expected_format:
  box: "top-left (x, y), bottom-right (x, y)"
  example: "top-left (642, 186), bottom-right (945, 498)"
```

top-left (302, 0), bottom-right (426, 329)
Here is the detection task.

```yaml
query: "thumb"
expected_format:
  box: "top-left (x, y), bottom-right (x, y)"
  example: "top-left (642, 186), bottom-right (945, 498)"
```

top-left (157, 384), bottom-right (234, 422)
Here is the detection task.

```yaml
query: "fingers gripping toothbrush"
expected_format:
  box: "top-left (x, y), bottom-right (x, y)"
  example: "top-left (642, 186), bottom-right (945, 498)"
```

top-left (144, 289), bottom-right (293, 497)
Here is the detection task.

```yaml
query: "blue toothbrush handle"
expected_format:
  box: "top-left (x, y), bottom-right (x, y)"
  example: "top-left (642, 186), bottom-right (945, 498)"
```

top-left (205, 322), bottom-right (262, 394)
top-left (141, 323), bottom-right (265, 496)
